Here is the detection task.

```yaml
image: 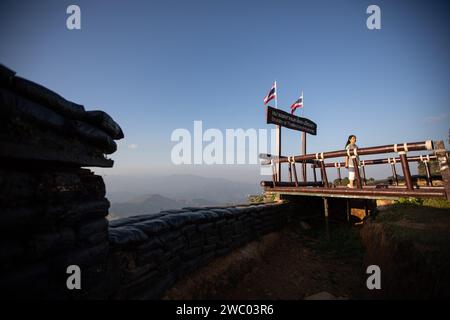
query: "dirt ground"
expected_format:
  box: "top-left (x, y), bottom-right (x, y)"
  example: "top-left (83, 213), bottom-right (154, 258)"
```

top-left (164, 199), bottom-right (450, 300)
top-left (164, 219), bottom-right (368, 300)
top-left (214, 224), bottom-right (366, 299)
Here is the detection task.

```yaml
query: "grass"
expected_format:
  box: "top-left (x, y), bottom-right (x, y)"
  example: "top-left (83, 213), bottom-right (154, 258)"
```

top-left (375, 198), bottom-right (450, 265)
top-left (248, 193), bottom-right (277, 204)
top-left (422, 198), bottom-right (450, 209)
top-left (288, 198), bottom-right (450, 268)
top-left (378, 198), bottom-right (450, 224)
top-left (393, 197), bottom-right (450, 209)
top-left (292, 219), bottom-right (365, 260)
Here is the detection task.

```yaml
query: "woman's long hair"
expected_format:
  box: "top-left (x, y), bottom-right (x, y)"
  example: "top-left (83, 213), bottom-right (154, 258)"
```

top-left (345, 135), bottom-right (356, 148)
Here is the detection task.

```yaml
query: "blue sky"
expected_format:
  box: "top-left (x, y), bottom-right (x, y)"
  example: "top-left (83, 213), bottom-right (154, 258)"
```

top-left (1, 0), bottom-right (449, 181)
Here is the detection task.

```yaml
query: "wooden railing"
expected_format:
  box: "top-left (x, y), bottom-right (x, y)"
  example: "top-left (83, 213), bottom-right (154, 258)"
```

top-left (260, 140), bottom-right (450, 200)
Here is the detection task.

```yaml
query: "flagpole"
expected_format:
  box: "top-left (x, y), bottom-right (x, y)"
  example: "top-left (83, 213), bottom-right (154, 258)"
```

top-left (274, 81), bottom-right (281, 181)
top-left (274, 81), bottom-right (278, 109)
top-left (301, 90), bottom-right (306, 181)
top-left (301, 90), bottom-right (304, 117)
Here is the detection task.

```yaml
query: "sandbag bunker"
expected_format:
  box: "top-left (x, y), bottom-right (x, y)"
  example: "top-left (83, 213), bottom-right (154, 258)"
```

top-left (0, 64), bottom-right (293, 299)
top-left (0, 64), bottom-right (123, 298)
top-left (0, 64), bottom-right (123, 167)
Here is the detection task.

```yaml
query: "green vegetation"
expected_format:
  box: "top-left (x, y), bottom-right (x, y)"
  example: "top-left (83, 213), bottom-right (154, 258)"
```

top-left (292, 198), bottom-right (450, 264)
top-left (333, 177), bottom-right (376, 186)
top-left (379, 198), bottom-right (450, 223)
top-left (248, 194), bottom-right (264, 203)
top-left (394, 197), bottom-right (424, 206)
top-left (333, 177), bottom-right (349, 186)
top-left (293, 220), bottom-right (364, 260)
top-left (422, 198), bottom-right (450, 209)
top-left (248, 193), bottom-right (277, 204)
top-left (417, 155), bottom-right (449, 176)
top-left (375, 198), bottom-right (450, 263)
top-left (392, 197), bottom-right (450, 210)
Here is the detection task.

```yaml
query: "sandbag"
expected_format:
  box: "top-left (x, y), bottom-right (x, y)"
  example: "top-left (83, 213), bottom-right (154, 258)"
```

top-left (30, 228), bottom-right (77, 258)
top-left (132, 219), bottom-right (170, 236)
top-left (85, 110), bottom-right (124, 139)
top-left (0, 87), bottom-right (67, 130)
top-left (46, 199), bottom-right (110, 224)
top-left (52, 242), bottom-right (109, 268)
top-left (0, 64), bottom-right (15, 86)
top-left (0, 131), bottom-right (114, 168)
top-left (77, 218), bottom-right (108, 239)
top-left (11, 76), bottom-right (86, 119)
top-left (109, 226), bottom-right (148, 245)
top-left (71, 120), bottom-right (117, 154)
top-left (1, 89), bottom-right (118, 161)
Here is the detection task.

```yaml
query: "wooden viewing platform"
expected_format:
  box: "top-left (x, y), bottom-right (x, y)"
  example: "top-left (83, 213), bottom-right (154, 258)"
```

top-left (260, 140), bottom-right (450, 201)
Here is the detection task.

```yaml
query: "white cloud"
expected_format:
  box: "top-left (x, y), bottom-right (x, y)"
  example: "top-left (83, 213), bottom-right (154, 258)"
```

top-left (128, 144), bottom-right (138, 149)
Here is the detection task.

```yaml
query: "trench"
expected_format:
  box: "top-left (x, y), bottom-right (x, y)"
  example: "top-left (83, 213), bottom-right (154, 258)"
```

top-left (162, 199), bottom-right (370, 300)
top-left (162, 197), bottom-right (450, 300)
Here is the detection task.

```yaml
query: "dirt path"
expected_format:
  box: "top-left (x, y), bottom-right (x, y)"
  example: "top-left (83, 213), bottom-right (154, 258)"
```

top-left (164, 220), bottom-right (368, 300)
top-left (213, 224), bottom-right (366, 299)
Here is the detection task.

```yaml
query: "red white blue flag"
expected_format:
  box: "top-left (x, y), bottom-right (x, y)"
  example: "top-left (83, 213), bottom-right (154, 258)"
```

top-left (290, 92), bottom-right (303, 114)
top-left (263, 82), bottom-right (277, 105)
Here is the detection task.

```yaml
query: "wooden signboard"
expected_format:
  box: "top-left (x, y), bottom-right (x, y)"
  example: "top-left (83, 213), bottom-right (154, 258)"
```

top-left (266, 106), bottom-right (317, 135)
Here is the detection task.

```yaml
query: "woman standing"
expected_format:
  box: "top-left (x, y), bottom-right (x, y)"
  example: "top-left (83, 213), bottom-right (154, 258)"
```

top-left (345, 135), bottom-right (359, 188)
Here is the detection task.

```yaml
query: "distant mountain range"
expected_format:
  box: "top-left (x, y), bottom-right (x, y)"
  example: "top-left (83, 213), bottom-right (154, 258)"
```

top-left (104, 173), bottom-right (260, 203)
top-left (109, 194), bottom-right (219, 219)
top-left (104, 174), bottom-right (261, 219)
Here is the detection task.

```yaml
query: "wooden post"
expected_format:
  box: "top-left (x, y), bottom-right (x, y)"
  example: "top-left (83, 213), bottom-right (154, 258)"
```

top-left (364, 200), bottom-right (369, 218)
top-left (302, 161), bottom-right (307, 182)
top-left (346, 199), bottom-right (350, 223)
top-left (323, 197), bottom-right (330, 240)
top-left (277, 125), bottom-right (281, 182)
top-left (292, 160), bottom-right (299, 187)
top-left (301, 131), bottom-right (307, 182)
top-left (361, 163), bottom-right (367, 186)
top-left (337, 166), bottom-right (342, 184)
top-left (271, 161), bottom-right (277, 187)
top-left (352, 157), bottom-right (362, 189)
top-left (390, 162), bottom-right (399, 186)
top-left (288, 162), bottom-right (293, 183)
top-left (313, 165), bottom-right (317, 183)
top-left (424, 161), bottom-right (432, 186)
top-left (399, 152), bottom-right (413, 191)
top-left (434, 140), bottom-right (450, 200)
top-left (320, 161), bottom-right (329, 188)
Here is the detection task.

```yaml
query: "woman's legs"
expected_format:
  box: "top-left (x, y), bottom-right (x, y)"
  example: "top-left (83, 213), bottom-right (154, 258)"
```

top-left (348, 169), bottom-right (355, 188)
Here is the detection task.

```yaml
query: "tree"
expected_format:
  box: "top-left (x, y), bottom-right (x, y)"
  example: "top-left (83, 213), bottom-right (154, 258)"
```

top-left (333, 177), bottom-right (349, 186)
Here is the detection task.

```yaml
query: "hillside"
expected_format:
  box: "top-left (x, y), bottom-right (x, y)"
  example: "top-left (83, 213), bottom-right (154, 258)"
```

top-left (104, 174), bottom-right (259, 204)
top-left (108, 194), bottom-right (221, 219)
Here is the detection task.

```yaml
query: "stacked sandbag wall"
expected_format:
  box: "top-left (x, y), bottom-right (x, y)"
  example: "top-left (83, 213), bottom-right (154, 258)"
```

top-left (0, 64), bottom-right (301, 300)
top-left (0, 64), bottom-right (123, 299)
top-left (107, 202), bottom-right (294, 299)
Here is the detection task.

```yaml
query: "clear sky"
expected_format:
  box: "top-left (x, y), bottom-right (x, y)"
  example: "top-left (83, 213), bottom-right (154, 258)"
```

top-left (1, 0), bottom-right (449, 182)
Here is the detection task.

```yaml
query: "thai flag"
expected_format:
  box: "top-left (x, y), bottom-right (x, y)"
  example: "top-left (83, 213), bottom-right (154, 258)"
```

top-left (290, 93), bottom-right (303, 114)
top-left (263, 82), bottom-right (277, 105)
